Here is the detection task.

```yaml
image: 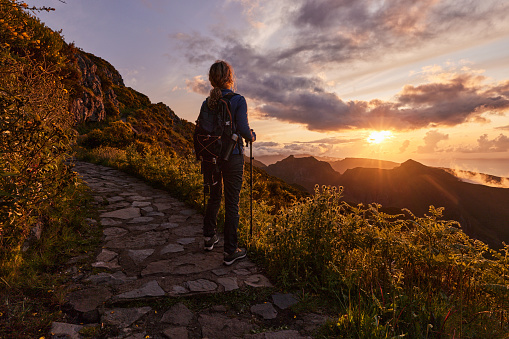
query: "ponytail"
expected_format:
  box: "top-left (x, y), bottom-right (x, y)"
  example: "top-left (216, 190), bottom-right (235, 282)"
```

top-left (207, 60), bottom-right (235, 110)
top-left (207, 87), bottom-right (222, 110)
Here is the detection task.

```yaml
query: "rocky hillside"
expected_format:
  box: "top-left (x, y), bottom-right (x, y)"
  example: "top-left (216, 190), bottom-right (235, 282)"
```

top-left (72, 51), bottom-right (195, 156)
top-left (70, 52), bottom-right (124, 123)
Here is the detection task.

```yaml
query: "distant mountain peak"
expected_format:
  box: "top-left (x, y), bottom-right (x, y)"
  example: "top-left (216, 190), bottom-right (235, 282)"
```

top-left (402, 159), bottom-right (424, 166)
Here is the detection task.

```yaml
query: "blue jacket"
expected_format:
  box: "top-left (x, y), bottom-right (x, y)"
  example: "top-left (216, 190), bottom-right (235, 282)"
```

top-left (201, 89), bottom-right (255, 155)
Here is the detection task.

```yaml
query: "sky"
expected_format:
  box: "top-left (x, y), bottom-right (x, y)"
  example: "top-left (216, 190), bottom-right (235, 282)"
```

top-left (30, 0), bottom-right (509, 176)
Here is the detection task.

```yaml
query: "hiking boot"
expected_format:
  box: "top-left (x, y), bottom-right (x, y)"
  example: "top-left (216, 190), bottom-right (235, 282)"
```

top-left (204, 234), bottom-right (219, 251)
top-left (223, 248), bottom-right (247, 266)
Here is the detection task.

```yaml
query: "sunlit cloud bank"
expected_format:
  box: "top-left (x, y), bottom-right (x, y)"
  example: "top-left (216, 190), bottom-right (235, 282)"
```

top-left (456, 134), bottom-right (509, 153)
top-left (177, 0), bottom-right (509, 133)
top-left (445, 168), bottom-right (509, 188)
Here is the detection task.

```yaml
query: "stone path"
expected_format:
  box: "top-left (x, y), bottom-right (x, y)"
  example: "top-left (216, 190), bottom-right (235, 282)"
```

top-left (50, 161), bottom-right (328, 338)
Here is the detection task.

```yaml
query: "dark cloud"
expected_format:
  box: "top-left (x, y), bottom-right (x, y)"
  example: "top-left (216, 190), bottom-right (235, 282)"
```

top-left (174, 0), bottom-right (509, 132)
top-left (248, 73), bottom-right (509, 131)
top-left (288, 0), bottom-right (509, 66)
top-left (171, 32), bottom-right (218, 65)
top-left (417, 130), bottom-right (449, 153)
top-left (394, 75), bottom-right (509, 128)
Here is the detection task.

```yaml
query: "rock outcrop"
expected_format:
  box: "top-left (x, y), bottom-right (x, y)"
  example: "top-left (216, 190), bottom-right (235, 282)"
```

top-left (70, 52), bottom-right (123, 123)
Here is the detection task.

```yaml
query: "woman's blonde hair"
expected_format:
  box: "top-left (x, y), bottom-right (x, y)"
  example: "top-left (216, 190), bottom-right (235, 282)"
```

top-left (208, 60), bottom-right (236, 110)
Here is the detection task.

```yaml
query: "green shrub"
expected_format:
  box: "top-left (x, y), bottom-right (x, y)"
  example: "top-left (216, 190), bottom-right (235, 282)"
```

top-left (79, 120), bottom-right (134, 149)
top-left (248, 185), bottom-right (509, 337)
top-left (0, 50), bottom-right (78, 277)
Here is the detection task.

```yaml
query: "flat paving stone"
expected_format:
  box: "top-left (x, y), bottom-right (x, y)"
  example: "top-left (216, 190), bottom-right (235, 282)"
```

top-left (103, 227), bottom-right (128, 239)
top-left (67, 287), bottom-right (112, 313)
top-left (185, 279), bottom-right (217, 292)
top-left (160, 243), bottom-right (185, 254)
top-left (160, 222), bottom-right (179, 229)
top-left (161, 303), bottom-right (193, 325)
top-left (167, 215), bottom-right (187, 223)
top-left (100, 207), bottom-right (140, 219)
top-left (102, 306), bottom-right (152, 327)
top-left (146, 211), bottom-right (165, 217)
top-left (132, 201), bottom-right (152, 207)
top-left (198, 314), bottom-right (255, 339)
top-left (212, 268), bottom-right (230, 276)
top-left (154, 203), bottom-right (172, 211)
top-left (251, 303), bottom-right (278, 320)
top-left (107, 196), bottom-right (125, 203)
top-left (127, 195), bottom-right (151, 201)
top-left (163, 327), bottom-right (189, 339)
top-left (105, 201), bottom-right (132, 210)
top-left (170, 285), bottom-right (189, 295)
top-left (105, 231), bottom-right (168, 249)
top-left (176, 237), bottom-right (195, 245)
top-left (127, 216), bottom-right (154, 223)
top-left (92, 258), bottom-right (121, 270)
top-left (116, 280), bottom-right (165, 299)
top-left (96, 249), bottom-right (118, 262)
top-left (217, 277), bottom-right (239, 291)
top-left (128, 249), bottom-right (155, 264)
top-left (244, 274), bottom-right (274, 288)
top-left (127, 224), bottom-right (160, 232)
top-left (233, 268), bottom-right (251, 275)
top-left (86, 272), bottom-right (136, 285)
top-left (50, 322), bottom-right (83, 339)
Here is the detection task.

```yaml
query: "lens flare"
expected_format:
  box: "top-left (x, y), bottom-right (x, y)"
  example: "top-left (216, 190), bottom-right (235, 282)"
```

top-left (367, 130), bottom-right (393, 144)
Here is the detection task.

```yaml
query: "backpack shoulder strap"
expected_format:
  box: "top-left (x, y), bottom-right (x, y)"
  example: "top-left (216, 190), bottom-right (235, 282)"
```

top-left (219, 92), bottom-right (238, 130)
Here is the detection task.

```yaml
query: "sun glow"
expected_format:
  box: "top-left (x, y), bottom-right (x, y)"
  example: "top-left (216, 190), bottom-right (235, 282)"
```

top-left (367, 130), bottom-right (393, 144)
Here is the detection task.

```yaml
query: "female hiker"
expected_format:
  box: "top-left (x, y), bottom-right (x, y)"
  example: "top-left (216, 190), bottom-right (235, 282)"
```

top-left (200, 60), bottom-right (256, 265)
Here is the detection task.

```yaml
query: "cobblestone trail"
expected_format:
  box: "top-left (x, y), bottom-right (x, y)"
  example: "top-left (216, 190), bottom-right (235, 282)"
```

top-left (50, 161), bottom-right (327, 338)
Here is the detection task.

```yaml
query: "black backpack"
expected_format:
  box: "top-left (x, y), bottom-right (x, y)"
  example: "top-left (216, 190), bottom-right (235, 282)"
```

top-left (193, 92), bottom-right (238, 165)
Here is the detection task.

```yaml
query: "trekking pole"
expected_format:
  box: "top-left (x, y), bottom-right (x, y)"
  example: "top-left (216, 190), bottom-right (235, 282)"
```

top-left (249, 140), bottom-right (253, 237)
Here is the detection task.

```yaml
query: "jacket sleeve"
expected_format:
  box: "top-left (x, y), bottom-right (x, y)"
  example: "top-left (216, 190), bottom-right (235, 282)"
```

top-left (234, 95), bottom-right (255, 142)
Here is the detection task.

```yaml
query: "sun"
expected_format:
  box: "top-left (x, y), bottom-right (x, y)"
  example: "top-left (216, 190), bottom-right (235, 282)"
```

top-left (367, 130), bottom-right (393, 144)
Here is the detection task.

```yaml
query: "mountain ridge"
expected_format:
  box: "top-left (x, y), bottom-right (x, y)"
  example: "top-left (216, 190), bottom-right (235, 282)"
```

top-left (266, 155), bottom-right (509, 249)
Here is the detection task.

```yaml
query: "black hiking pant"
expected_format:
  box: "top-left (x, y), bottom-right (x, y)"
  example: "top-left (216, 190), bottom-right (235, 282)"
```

top-left (203, 154), bottom-right (244, 255)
